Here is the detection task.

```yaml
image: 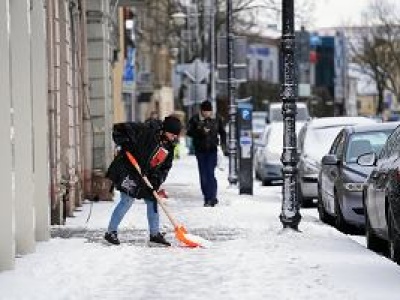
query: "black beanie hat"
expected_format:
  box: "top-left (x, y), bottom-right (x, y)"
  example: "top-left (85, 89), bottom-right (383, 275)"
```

top-left (200, 100), bottom-right (212, 111)
top-left (162, 115), bottom-right (182, 135)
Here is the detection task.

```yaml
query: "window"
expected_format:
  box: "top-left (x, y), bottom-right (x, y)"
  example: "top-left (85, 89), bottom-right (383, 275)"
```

top-left (336, 133), bottom-right (346, 158)
top-left (386, 126), bottom-right (400, 158)
top-left (330, 131), bottom-right (344, 154)
top-left (345, 131), bottom-right (392, 163)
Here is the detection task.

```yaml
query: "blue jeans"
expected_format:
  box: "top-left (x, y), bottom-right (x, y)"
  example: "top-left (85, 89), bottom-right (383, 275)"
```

top-left (195, 151), bottom-right (218, 203)
top-left (107, 192), bottom-right (159, 235)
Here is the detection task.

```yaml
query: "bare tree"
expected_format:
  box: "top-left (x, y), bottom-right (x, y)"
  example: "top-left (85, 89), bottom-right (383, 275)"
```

top-left (136, 0), bottom-right (315, 62)
top-left (350, 0), bottom-right (400, 114)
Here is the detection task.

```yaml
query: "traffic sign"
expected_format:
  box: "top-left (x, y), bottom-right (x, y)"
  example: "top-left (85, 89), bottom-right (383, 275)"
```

top-left (184, 58), bottom-right (209, 83)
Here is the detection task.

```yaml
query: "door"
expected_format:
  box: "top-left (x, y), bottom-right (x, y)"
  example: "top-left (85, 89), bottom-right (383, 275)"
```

top-left (322, 131), bottom-right (345, 214)
top-left (376, 130), bottom-right (400, 231)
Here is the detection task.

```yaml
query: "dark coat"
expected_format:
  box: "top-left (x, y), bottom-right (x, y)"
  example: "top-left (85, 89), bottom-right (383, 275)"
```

top-left (106, 122), bottom-right (174, 199)
top-left (187, 114), bottom-right (226, 153)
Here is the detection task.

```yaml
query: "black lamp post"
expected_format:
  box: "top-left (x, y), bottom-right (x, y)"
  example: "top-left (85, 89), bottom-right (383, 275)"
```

top-left (226, 0), bottom-right (238, 185)
top-left (279, 0), bottom-right (301, 230)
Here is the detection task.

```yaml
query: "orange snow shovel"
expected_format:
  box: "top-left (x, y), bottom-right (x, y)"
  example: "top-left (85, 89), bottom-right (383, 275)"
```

top-left (125, 151), bottom-right (209, 248)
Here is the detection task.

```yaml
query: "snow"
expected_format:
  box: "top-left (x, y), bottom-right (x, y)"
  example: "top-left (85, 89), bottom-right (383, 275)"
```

top-left (1, 152), bottom-right (400, 299)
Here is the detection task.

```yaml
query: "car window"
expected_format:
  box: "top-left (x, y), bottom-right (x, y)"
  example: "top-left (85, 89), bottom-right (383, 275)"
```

top-left (304, 126), bottom-right (344, 162)
top-left (269, 105), bottom-right (309, 122)
top-left (329, 131), bottom-right (344, 154)
top-left (267, 126), bottom-right (283, 153)
top-left (385, 127), bottom-right (400, 159)
top-left (297, 125), bottom-right (306, 151)
top-left (336, 133), bottom-right (346, 158)
top-left (260, 127), bottom-right (270, 144)
top-left (345, 131), bottom-right (392, 163)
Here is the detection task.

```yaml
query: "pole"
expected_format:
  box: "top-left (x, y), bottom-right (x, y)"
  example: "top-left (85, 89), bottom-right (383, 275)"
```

top-left (279, 0), bottom-right (301, 229)
top-left (210, 0), bottom-right (216, 110)
top-left (226, 0), bottom-right (238, 185)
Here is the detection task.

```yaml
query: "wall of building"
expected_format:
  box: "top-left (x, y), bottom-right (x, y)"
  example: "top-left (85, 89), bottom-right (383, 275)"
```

top-left (86, 0), bottom-right (114, 172)
top-left (112, 8), bottom-right (126, 123)
top-left (0, 0), bottom-right (50, 272)
top-left (247, 43), bottom-right (279, 84)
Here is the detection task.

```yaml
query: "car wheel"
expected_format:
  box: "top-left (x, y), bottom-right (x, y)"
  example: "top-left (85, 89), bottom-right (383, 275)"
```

top-left (365, 211), bottom-right (385, 253)
top-left (388, 205), bottom-right (400, 264)
top-left (298, 181), bottom-right (312, 208)
top-left (363, 191), bottom-right (385, 253)
top-left (262, 179), bottom-right (271, 186)
top-left (334, 191), bottom-right (350, 233)
top-left (317, 186), bottom-right (331, 224)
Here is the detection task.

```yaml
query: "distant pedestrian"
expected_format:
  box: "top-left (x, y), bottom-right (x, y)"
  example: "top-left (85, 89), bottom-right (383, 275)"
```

top-left (145, 111), bottom-right (162, 130)
top-left (104, 115), bottom-right (182, 246)
top-left (187, 100), bottom-right (226, 207)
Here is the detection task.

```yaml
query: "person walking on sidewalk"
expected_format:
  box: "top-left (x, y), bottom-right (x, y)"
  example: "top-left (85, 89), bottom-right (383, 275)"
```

top-left (144, 111), bottom-right (162, 130)
top-left (187, 100), bottom-right (226, 207)
top-left (104, 115), bottom-right (182, 246)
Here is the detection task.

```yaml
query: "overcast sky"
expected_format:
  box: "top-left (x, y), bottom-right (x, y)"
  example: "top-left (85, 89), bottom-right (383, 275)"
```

top-left (311, 0), bottom-right (368, 29)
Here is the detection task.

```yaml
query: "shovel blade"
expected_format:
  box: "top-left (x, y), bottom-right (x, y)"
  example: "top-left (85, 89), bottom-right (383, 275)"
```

top-left (174, 225), bottom-right (211, 248)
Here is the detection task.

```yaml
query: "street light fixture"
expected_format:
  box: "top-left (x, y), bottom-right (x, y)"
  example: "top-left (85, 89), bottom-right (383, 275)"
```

top-left (226, 0), bottom-right (238, 185)
top-left (279, 0), bottom-right (301, 230)
top-left (172, 11), bottom-right (186, 27)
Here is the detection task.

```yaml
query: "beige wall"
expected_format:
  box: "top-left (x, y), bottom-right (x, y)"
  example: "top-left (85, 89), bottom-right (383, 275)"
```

top-left (112, 8), bottom-right (125, 123)
top-left (357, 94), bottom-right (377, 116)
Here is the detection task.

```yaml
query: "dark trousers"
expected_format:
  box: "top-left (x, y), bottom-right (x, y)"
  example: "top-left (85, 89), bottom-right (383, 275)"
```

top-left (195, 151), bottom-right (218, 203)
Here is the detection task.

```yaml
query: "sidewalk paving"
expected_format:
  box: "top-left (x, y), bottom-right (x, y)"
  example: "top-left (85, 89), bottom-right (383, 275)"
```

top-left (1, 154), bottom-right (400, 299)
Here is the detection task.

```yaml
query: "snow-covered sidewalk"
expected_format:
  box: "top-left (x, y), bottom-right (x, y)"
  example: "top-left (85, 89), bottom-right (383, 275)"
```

top-left (1, 154), bottom-right (400, 300)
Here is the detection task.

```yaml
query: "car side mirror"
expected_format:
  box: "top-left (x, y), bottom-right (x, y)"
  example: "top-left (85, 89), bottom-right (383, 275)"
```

top-left (357, 152), bottom-right (376, 167)
top-left (322, 154), bottom-right (339, 166)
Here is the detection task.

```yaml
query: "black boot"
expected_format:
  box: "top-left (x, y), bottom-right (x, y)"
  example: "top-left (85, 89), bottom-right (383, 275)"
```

top-left (204, 201), bottom-right (212, 207)
top-left (149, 232), bottom-right (171, 247)
top-left (210, 198), bottom-right (219, 207)
top-left (104, 231), bottom-right (120, 245)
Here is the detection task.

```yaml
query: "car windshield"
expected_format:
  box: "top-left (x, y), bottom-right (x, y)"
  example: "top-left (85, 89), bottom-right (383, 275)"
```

top-left (303, 126), bottom-right (344, 162)
top-left (267, 124), bottom-right (303, 153)
top-left (252, 112), bottom-right (267, 131)
top-left (270, 106), bottom-right (309, 122)
top-left (345, 130), bottom-right (392, 163)
top-left (253, 119), bottom-right (265, 132)
top-left (267, 126), bottom-right (283, 153)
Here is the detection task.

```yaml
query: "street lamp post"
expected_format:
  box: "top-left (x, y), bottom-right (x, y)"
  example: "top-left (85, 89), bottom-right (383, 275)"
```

top-left (226, 0), bottom-right (238, 185)
top-left (279, 0), bottom-right (301, 230)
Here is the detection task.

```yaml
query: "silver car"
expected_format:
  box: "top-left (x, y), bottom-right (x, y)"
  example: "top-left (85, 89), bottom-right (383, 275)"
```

top-left (297, 117), bottom-right (377, 207)
top-left (254, 122), bottom-right (303, 185)
top-left (318, 123), bottom-right (398, 232)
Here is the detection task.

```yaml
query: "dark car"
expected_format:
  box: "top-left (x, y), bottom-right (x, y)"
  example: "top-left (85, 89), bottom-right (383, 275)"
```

top-left (318, 122), bottom-right (398, 232)
top-left (358, 123), bottom-right (400, 264)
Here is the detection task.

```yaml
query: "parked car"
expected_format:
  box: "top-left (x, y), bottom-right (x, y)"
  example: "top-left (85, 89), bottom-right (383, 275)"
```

top-left (252, 111), bottom-right (267, 143)
top-left (297, 117), bottom-right (377, 207)
top-left (358, 123), bottom-right (400, 263)
top-left (254, 122), bottom-right (303, 185)
top-left (318, 122), bottom-right (397, 232)
top-left (267, 102), bottom-right (310, 123)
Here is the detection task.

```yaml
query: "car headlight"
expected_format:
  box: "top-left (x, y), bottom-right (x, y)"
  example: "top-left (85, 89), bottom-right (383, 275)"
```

top-left (344, 182), bottom-right (364, 192)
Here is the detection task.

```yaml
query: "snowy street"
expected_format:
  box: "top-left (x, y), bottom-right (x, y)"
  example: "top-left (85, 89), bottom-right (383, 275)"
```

top-left (1, 154), bottom-right (400, 300)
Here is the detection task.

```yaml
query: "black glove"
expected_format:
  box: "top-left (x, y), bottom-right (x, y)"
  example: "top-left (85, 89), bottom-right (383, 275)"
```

top-left (148, 173), bottom-right (162, 191)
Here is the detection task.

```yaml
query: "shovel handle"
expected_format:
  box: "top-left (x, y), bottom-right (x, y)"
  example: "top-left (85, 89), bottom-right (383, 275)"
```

top-left (125, 151), bottom-right (179, 228)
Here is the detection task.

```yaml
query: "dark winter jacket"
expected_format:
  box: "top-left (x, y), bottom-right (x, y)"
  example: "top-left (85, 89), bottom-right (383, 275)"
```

top-left (187, 114), bottom-right (226, 153)
top-left (106, 122), bottom-right (174, 199)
